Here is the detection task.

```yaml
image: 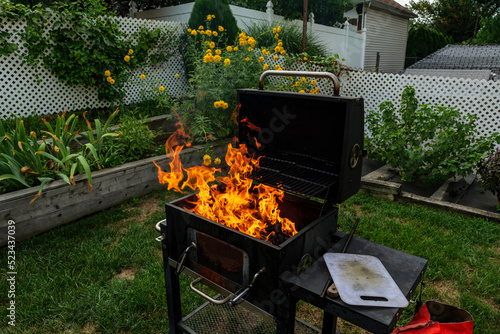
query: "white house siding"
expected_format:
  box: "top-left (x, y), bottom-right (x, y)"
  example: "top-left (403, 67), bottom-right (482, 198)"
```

top-left (364, 8), bottom-right (409, 73)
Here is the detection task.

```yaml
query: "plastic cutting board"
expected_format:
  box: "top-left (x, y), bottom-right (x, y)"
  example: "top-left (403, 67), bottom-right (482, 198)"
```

top-left (323, 253), bottom-right (409, 308)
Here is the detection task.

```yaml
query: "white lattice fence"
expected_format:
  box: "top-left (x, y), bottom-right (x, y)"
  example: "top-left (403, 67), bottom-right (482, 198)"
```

top-left (0, 16), bottom-right (188, 119)
top-left (339, 72), bottom-right (500, 140)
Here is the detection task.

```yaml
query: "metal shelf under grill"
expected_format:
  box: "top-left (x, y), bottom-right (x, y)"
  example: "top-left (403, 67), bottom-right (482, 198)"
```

top-left (250, 153), bottom-right (338, 199)
top-left (179, 299), bottom-right (321, 334)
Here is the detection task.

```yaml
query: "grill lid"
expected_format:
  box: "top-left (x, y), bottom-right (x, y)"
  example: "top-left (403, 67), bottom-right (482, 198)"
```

top-left (237, 71), bottom-right (364, 205)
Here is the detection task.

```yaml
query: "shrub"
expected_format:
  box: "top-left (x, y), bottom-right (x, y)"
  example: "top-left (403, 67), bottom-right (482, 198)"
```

top-left (365, 86), bottom-right (500, 185)
top-left (188, 0), bottom-right (239, 45)
top-left (477, 149), bottom-right (500, 209)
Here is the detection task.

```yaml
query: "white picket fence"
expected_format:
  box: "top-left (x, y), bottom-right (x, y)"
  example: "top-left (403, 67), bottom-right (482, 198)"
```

top-left (0, 16), bottom-right (188, 119)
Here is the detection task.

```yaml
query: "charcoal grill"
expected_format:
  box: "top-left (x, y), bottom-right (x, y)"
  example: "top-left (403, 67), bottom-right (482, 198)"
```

top-left (156, 71), bottom-right (426, 334)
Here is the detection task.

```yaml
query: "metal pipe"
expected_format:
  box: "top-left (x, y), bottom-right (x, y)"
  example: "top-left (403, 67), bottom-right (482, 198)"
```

top-left (258, 70), bottom-right (340, 96)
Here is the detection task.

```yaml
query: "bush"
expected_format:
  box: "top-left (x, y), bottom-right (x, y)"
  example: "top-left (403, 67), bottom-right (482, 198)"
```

top-left (365, 86), bottom-right (500, 185)
top-left (477, 149), bottom-right (500, 209)
top-left (188, 0), bottom-right (239, 44)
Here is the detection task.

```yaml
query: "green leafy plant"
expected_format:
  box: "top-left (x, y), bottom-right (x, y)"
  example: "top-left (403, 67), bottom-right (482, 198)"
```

top-left (2, 0), bottom-right (179, 103)
top-left (111, 110), bottom-right (157, 164)
top-left (365, 86), bottom-right (500, 185)
top-left (477, 148), bottom-right (500, 210)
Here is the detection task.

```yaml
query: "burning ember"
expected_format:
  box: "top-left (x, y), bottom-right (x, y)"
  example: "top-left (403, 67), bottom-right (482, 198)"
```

top-left (153, 124), bottom-right (298, 243)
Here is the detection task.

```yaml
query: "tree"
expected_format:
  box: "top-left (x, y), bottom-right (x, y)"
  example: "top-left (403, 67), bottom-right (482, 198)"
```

top-left (474, 15), bottom-right (500, 44)
top-left (406, 26), bottom-right (450, 58)
top-left (409, 0), bottom-right (499, 43)
top-left (188, 0), bottom-right (239, 43)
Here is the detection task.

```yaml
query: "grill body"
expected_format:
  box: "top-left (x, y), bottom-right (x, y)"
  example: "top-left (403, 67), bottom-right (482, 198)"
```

top-left (164, 88), bottom-right (364, 317)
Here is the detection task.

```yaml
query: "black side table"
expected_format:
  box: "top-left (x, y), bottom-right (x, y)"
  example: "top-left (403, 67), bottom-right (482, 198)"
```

top-left (280, 231), bottom-right (428, 334)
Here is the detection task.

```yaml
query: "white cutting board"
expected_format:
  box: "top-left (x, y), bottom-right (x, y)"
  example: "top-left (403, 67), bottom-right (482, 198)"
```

top-left (323, 253), bottom-right (409, 308)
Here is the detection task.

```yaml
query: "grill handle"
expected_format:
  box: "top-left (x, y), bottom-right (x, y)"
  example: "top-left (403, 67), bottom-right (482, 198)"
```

top-left (176, 242), bottom-right (196, 275)
top-left (190, 277), bottom-right (234, 305)
top-left (230, 267), bottom-right (266, 306)
top-left (258, 70), bottom-right (340, 96)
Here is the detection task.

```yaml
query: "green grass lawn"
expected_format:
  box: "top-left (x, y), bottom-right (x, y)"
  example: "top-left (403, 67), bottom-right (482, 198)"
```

top-left (1, 191), bottom-right (499, 333)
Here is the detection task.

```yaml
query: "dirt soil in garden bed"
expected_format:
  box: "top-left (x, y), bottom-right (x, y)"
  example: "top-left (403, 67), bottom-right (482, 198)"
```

top-left (361, 158), bottom-right (499, 215)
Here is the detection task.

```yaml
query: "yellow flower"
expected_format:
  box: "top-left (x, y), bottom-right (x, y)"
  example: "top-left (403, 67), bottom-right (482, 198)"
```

top-left (207, 15), bottom-right (212, 21)
top-left (274, 46), bottom-right (280, 53)
top-left (226, 46), bottom-right (233, 52)
top-left (295, 81), bottom-right (300, 86)
top-left (259, 56), bottom-right (264, 62)
top-left (273, 28), bottom-right (277, 34)
top-left (248, 47), bottom-right (253, 51)
top-left (124, 55), bottom-right (130, 62)
top-left (239, 32), bottom-right (246, 38)
top-left (278, 42), bottom-right (283, 47)
top-left (273, 55), bottom-right (278, 61)
top-left (301, 77), bottom-right (307, 83)
top-left (209, 42), bottom-right (215, 49)
top-left (215, 49), bottom-right (221, 55)
top-left (199, 30), bottom-right (205, 34)
top-left (275, 64), bottom-right (281, 70)
top-left (239, 39), bottom-right (247, 46)
top-left (277, 26), bottom-right (282, 33)
top-left (311, 79), bottom-right (316, 85)
top-left (213, 31), bottom-right (218, 37)
top-left (214, 158), bottom-right (221, 165)
top-left (266, 51), bottom-right (271, 56)
top-left (224, 58), bottom-right (230, 66)
top-left (223, 102), bottom-right (228, 109)
top-left (104, 70), bottom-right (111, 77)
top-left (175, 73), bottom-right (179, 77)
top-left (218, 26), bottom-right (224, 32)
top-left (140, 74), bottom-right (146, 79)
top-left (244, 57), bottom-right (250, 61)
top-left (298, 90), bottom-right (305, 93)
top-left (110, 79), bottom-right (115, 84)
top-left (262, 49), bottom-right (267, 55)
top-left (277, 67), bottom-right (283, 71)
top-left (203, 54), bottom-right (213, 63)
top-left (248, 37), bottom-right (256, 48)
top-left (188, 28), bottom-right (192, 32)
top-left (206, 30), bottom-right (212, 36)
top-left (233, 46), bottom-right (238, 51)
top-left (214, 101), bottom-right (222, 108)
top-left (315, 87), bottom-right (320, 93)
top-left (107, 76), bottom-right (113, 83)
top-left (128, 49), bottom-right (134, 54)
top-left (159, 86), bottom-right (165, 92)
top-left (309, 89), bottom-right (315, 94)
top-left (214, 55), bottom-right (221, 62)
top-left (280, 50), bottom-right (286, 55)
top-left (274, 33), bottom-right (279, 38)
top-left (263, 63), bottom-right (269, 70)
top-left (198, 25), bottom-right (204, 30)
top-left (191, 30), bottom-right (197, 36)
top-left (211, 15), bottom-right (215, 18)
top-left (203, 155), bottom-right (212, 166)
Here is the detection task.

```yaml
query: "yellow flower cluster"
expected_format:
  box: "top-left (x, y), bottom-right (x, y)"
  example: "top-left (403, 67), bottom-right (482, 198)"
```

top-left (214, 100), bottom-right (229, 109)
top-left (207, 14), bottom-right (215, 21)
top-left (104, 70), bottom-right (115, 84)
top-left (202, 155), bottom-right (221, 166)
top-left (286, 76), bottom-right (320, 94)
top-left (238, 32), bottom-right (256, 48)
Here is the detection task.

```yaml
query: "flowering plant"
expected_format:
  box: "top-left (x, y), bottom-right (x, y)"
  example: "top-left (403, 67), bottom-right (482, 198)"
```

top-left (477, 149), bottom-right (500, 210)
top-left (174, 16), bottom-right (286, 144)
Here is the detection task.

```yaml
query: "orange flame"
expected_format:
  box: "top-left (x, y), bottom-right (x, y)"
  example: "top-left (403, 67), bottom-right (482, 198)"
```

top-left (154, 130), bottom-right (298, 243)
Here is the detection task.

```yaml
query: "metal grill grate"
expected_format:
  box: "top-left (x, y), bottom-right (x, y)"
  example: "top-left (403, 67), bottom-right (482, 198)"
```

top-left (250, 152), bottom-right (338, 199)
top-left (180, 301), bottom-right (321, 334)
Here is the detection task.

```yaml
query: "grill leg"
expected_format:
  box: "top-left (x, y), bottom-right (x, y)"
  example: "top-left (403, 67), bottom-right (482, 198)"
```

top-left (161, 227), bottom-right (182, 333)
top-left (322, 312), bottom-right (338, 334)
top-left (275, 282), bottom-right (297, 334)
